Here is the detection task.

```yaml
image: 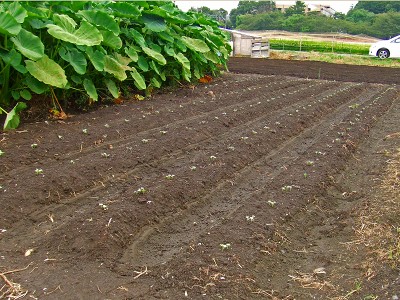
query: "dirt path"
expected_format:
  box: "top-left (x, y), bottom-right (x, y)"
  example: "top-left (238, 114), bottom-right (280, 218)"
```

top-left (0, 59), bottom-right (399, 299)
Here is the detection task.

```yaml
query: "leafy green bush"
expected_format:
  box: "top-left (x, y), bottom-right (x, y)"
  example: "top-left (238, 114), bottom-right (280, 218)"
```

top-left (0, 1), bottom-right (231, 129)
top-left (269, 39), bottom-right (369, 55)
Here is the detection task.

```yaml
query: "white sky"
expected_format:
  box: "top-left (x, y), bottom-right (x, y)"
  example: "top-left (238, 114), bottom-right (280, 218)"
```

top-left (175, 1), bottom-right (358, 14)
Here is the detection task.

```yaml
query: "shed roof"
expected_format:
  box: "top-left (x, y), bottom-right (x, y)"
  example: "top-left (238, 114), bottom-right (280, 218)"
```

top-left (220, 28), bottom-right (262, 38)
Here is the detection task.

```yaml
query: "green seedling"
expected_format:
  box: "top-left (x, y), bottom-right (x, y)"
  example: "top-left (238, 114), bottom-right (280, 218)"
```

top-left (134, 187), bottom-right (147, 194)
top-left (303, 172), bottom-right (308, 178)
top-left (104, 124), bottom-right (110, 128)
top-left (82, 129), bottom-right (88, 134)
top-left (190, 166), bottom-right (197, 171)
top-left (220, 243), bottom-right (231, 250)
top-left (267, 200), bottom-right (276, 207)
top-left (99, 203), bottom-right (108, 210)
top-left (101, 153), bottom-right (110, 158)
top-left (31, 143), bottom-right (38, 149)
top-left (349, 104), bottom-right (360, 109)
top-left (160, 131), bottom-right (167, 135)
top-left (209, 155), bottom-right (217, 160)
top-left (281, 185), bottom-right (293, 192)
top-left (165, 174), bottom-right (175, 180)
top-left (0, 150), bottom-right (4, 156)
top-left (315, 151), bottom-right (325, 156)
top-left (306, 160), bottom-right (314, 166)
top-left (141, 139), bottom-right (149, 144)
top-left (58, 135), bottom-right (63, 140)
top-left (35, 168), bottom-right (43, 175)
top-left (246, 215), bottom-right (255, 222)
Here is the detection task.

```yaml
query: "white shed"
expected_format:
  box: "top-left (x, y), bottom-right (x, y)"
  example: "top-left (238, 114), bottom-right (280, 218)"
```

top-left (222, 29), bottom-right (269, 58)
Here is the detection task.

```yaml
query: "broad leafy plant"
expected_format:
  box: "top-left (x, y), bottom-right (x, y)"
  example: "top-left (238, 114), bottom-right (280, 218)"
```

top-left (0, 1), bottom-right (231, 129)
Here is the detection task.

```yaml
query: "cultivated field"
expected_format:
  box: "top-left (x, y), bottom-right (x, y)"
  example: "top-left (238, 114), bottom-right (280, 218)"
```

top-left (0, 59), bottom-right (399, 299)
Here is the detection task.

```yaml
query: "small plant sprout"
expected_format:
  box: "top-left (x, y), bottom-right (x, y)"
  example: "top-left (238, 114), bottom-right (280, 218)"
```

top-left (306, 160), bottom-right (314, 166)
top-left (227, 146), bottom-right (235, 151)
top-left (104, 124), bottom-right (110, 128)
top-left (246, 215), bottom-right (255, 222)
top-left (241, 136), bottom-right (249, 140)
top-left (315, 151), bottom-right (326, 156)
top-left (209, 155), bottom-right (217, 160)
top-left (165, 174), bottom-right (175, 180)
top-left (190, 166), bottom-right (197, 171)
top-left (58, 135), bottom-right (63, 140)
top-left (252, 130), bottom-right (258, 135)
top-left (304, 172), bottom-right (308, 178)
top-left (99, 203), bottom-right (108, 210)
top-left (70, 160), bottom-right (75, 164)
top-left (160, 130), bottom-right (167, 135)
top-left (267, 200), bottom-right (276, 207)
top-left (101, 152), bottom-right (110, 158)
top-left (134, 187), bottom-right (147, 194)
top-left (141, 139), bottom-right (149, 144)
top-left (0, 150), bottom-right (4, 156)
top-left (31, 143), bottom-right (38, 149)
top-left (281, 185), bottom-right (293, 192)
top-left (35, 168), bottom-right (44, 175)
top-left (82, 128), bottom-right (88, 134)
top-left (349, 104), bottom-right (360, 109)
top-left (220, 243), bottom-right (231, 250)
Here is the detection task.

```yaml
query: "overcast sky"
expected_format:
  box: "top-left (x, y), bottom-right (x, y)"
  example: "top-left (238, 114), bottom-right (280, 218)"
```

top-left (175, 1), bottom-right (358, 14)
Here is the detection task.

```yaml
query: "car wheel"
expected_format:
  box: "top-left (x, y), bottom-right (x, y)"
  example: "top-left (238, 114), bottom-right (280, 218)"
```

top-left (377, 49), bottom-right (390, 59)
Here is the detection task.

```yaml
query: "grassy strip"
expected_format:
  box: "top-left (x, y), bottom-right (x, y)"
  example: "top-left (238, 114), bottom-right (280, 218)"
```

top-left (269, 50), bottom-right (400, 68)
top-left (269, 39), bottom-right (370, 55)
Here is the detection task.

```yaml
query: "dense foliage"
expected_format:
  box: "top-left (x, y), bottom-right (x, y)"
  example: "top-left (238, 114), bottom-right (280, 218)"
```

top-left (223, 1), bottom-right (400, 39)
top-left (0, 1), bottom-right (231, 129)
top-left (269, 39), bottom-right (369, 55)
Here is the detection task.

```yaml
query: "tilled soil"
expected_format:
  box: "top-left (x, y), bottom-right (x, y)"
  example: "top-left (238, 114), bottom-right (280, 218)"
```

top-left (0, 59), bottom-right (399, 299)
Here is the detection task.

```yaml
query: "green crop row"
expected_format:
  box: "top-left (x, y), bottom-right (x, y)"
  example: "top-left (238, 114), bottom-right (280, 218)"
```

top-left (0, 1), bottom-right (231, 129)
top-left (269, 39), bottom-right (369, 55)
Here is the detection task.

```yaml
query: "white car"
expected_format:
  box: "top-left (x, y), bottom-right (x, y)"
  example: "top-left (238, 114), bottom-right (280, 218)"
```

top-left (369, 35), bottom-right (400, 59)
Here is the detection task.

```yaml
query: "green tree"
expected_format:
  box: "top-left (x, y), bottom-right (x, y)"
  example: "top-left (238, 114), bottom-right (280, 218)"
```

top-left (285, 1), bottom-right (306, 17)
top-left (354, 1), bottom-right (400, 14)
top-left (189, 7), bottom-right (228, 25)
top-left (229, 1), bottom-right (275, 27)
top-left (370, 12), bottom-right (400, 38)
top-left (346, 8), bottom-right (375, 23)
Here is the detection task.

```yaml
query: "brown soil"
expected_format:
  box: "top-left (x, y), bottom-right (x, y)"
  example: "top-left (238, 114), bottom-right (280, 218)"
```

top-left (0, 59), bottom-right (399, 299)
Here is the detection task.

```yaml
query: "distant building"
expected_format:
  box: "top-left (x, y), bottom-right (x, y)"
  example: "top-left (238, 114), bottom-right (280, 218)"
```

top-left (275, 4), bottom-right (336, 17)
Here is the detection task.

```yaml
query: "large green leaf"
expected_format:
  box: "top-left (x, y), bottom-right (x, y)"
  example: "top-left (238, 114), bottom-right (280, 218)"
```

top-left (25, 56), bottom-right (68, 88)
top-left (104, 79), bottom-right (119, 98)
top-left (181, 36), bottom-right (210, 53)
top-left (125, 46), bottom-right (138, 62)
top-left (83, 78), bottom-right (98, 101)
top-left (174, 53), bottom-right (190, 70)
top-left (3, 102), bottom-right (27, 130)
top-left (126, 28), bottom-right (145, 47)
top-left (52, 13), bottom-right (76, 32)
top-left (142, 46), bottom-right (166, 65)
top-left (101, 30), bottom-right (122, 49)
top-left (47, 17), bottom-right (103, 46)
top-left (77, 10), bottom-right (120, 35)
top-left (203, 51), bottom-right (219, 64)
top-left (0, 49), bottom-right (26, 73)
top-left (86, 47), bottom-right (105, 71)
top-left (59, 47), bottom-right (87, 75)
top-left (11, 29), bottom-right (44, 61)
top-left (106, 2), bottom-right (141, 18)
top-left (0, 12), bottom-right (21, 35)
top-left (104, 55), bottom-right (130, 81)
top-left (130, 67), bottom-right (146, 90)
top-left (141, 13), bottom-right (167, 32)
top-left (7, 2), bottom-right (27, 24)
top-left (25, 75), bottom-right (48, 94)
top-left (149, 60), bottom-right (160, 75)
top-left (137, 56), bottom-right (149, 72)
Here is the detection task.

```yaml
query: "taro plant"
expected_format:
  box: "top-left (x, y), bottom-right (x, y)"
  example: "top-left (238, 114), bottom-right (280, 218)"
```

top-left (0, 1), bottom-right (231, 129)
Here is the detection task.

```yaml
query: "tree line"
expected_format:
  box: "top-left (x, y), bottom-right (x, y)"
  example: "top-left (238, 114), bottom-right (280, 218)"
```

top-left (189, 1), bottom-right (400, 39)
